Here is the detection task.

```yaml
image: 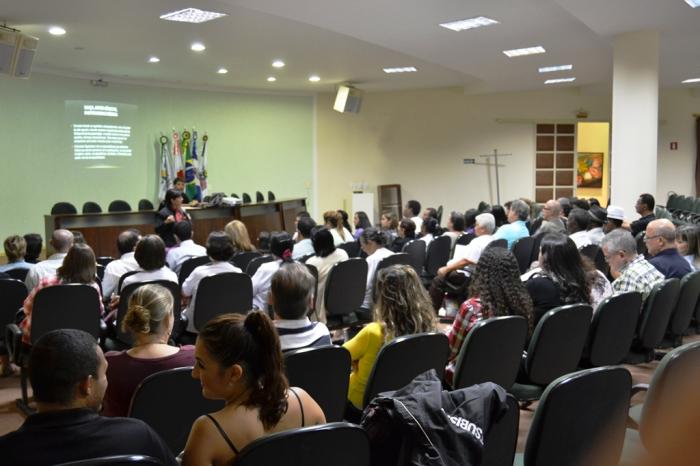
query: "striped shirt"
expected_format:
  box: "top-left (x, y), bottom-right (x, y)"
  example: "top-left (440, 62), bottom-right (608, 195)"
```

top-left (445, 297), bottom-right (490, 385)
top-left (275, 318), bottom-right (332, 352)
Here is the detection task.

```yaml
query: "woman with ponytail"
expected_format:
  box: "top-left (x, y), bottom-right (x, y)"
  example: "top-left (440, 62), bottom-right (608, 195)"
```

top-left (182, 311), bottom-right (325, 465)
top-left (251, 232), bottom-right (294, 311)
top-left (323, 210), bottom-right (354, 246)
top-left (103, 284), bottom-right (195, 417)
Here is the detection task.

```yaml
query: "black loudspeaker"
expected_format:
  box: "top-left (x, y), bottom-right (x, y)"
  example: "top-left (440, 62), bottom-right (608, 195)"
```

top-left (333, 85), bottom-right (363, 114)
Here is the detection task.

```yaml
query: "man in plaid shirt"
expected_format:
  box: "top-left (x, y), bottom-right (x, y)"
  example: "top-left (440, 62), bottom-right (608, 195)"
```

top-left (601, 229), bottom-right (664, 301)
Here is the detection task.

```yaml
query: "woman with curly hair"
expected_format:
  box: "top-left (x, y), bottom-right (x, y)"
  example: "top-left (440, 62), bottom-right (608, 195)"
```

top-left (182, 311), bottom-right (325, 465)
top-left (344, 265), bottom-right (437, 411)
top-left (445, 247), bottom-right (533, 385)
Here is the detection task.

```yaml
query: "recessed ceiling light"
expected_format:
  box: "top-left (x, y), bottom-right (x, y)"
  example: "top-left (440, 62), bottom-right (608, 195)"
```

top-left (545, 77), bottom-right (576, 84)
top-left (503, 46), bottom-right (546, 58)
top-left (308, 75), bottom-right (321, 82)
top-left (267, 76), bottom-right (277, 82)
top-left (191, 42), bottom-right (206, 52)
top-left (383, 67), bottom-right (418, 74)
top-left (684, 0), bottom-right (700, 8)
top-left (160, 8), bottom-right (227, 23)
top-left (539, 64), bottom-right (573, 73)
top-left (148, 56), bottom-right (160, 63)
top-left (48, 26), bottom-right (66, 36)
top-left (217, 67), bottom-right (228, 74)
top-left (682, 78), bottom-right (700, 83)
top-left (439, 16), bottom-right (499, 32)
top-left (272, 60), bottom-right (285, 68)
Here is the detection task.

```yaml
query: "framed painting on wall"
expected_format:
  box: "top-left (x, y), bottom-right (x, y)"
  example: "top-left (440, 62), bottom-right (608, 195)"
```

top-left (576, 152), bottom-right (604, 188)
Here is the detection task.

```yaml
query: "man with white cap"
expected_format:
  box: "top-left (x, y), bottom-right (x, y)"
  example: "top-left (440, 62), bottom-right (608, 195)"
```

top-left (604, 205), bottom-right (625, 234)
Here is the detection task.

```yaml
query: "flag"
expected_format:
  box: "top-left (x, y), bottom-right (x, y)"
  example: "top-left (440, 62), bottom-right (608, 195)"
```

top-left (171, 129), bottom-right (184, 181)
top-left (158, 134), bottom-right (175, 200)
top-left (198, 133), bottom-right (209, 196)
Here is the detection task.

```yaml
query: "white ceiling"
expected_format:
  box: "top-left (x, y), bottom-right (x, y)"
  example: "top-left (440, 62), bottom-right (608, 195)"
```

top-left (2, 0), bottom-right (699, 93)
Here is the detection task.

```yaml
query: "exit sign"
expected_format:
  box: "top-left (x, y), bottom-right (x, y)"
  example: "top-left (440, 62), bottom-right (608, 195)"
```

top-left (670, 142), bottom-right (678, 150)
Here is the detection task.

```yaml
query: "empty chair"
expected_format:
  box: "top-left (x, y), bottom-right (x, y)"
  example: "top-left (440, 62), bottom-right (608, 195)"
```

top-left (82, 201), bottom-right (102, 214)
top-left (511, 304), bottom-right (592, 402)
top-left (233, 422), bottom-right (369, 466)
top-left (422, 235), bottom-right (451, 280)
top-left (231, 251), bottom-right (262, 271)
top-left (54, 456), bottom-right (164, 466)
top-left (452, 316), bottom-right (529, 390)
top-left (178, 256), bottom-right (211, 286)
top-left (51, 202), bottom-right (77, 215)
top-left (516, 367), bottom-right (632, 466)
top-left (337, 240), bottom-right (361, 258)
top-left (660, 270), bottom-right (700, 348)
top-left (267, 191), bottom-right (276, 201)
top-left (583, 292), bottom-right (642, 367)
top-left (138, 199), bottom-right (154, 211)
top-left (230, 193), bottom-right (239, 199)
top-left (0, 279), bottom-right (28, 366)
top-left (246, 255), bottom-right (275, 275)
top-left (255, 191), bottom-right (265, 202)
top-left (242, 193), bottom-right (252, 204)
top-left (482, 394), bottom-right (520, 466)
top-left (402, 240), bottom-right (426, 276)
top-left (324, 259), bottom-right (368, 329)
top-left (108, 200), bottom-right (132, 212)
top-left (512, 236), bottom-right (536, 273)
top-left (363, 332), bottom-right (449, 408)
top-left (129, 367), bottom-right (225, 455)
top-left (284, 346), bottom-right (351, 422)
top-left (192, 273), bottom-right (253, 330)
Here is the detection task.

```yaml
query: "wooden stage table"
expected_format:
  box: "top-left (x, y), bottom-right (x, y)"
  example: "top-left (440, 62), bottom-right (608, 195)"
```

top-left (44, 198), bottom-right (306, 258)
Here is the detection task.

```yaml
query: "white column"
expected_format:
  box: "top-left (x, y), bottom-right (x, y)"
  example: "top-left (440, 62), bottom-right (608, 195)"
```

top-left (610, 31), bottom-right (659, 220)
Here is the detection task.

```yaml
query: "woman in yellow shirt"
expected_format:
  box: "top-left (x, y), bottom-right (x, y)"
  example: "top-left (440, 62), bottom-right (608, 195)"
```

top-left (343, 264), bottom-right (437, 411)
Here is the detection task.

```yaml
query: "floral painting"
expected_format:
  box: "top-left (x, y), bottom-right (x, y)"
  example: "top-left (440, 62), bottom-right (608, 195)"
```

top-left (576, 152), bottom-right (604, 188)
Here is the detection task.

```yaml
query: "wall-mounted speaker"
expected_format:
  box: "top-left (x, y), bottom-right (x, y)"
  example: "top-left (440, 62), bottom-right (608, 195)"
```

top-left (333, 85), bottom-right (363, 114)
top-left (0, 30), bottom-right (38, 79)
top-left (14, 34), bottom-right (39, 79)
top-left (0, 30), bottom-right (19, 76)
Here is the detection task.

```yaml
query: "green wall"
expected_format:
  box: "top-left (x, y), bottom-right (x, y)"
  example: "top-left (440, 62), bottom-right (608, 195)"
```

top-left (0, 73), bottom-right (314, 246)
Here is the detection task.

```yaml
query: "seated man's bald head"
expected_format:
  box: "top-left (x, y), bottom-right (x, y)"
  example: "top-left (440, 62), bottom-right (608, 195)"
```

top-left (51, 229), bottom-right (74, 253)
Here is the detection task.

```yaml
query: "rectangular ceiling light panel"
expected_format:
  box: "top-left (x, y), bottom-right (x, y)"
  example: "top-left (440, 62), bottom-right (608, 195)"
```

top-left (503, 46), bottom-right (546, 57)
top-left (539, 64), bottom-right (573, 73)
top-left (160, 8), bottom-right (227, 23)
top-left (383, 67), bottom-right (417, 73)
top-left (684, 0), bottom-right (700, 8)
top-left (545, 77), bottom-right (576, 84)
top-left (439, 16), bottom-right (499, 32)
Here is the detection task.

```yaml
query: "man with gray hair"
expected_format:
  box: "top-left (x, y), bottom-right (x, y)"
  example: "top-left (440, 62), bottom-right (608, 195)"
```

top-left (645, 219), bottom-right (692, 279)
top-left (530, 199), bottom-right (566, 235)
top-left (601, 229), bottom-right (664, 301)
top-left (24, 229), bottom-right (74, 290)
top-left (491, 199), bottom-right (530, 249)
top-left (428, 213), bottom-right (495, 312)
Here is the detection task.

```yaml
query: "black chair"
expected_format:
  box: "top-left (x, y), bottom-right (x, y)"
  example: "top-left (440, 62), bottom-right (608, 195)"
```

top-left (304, 263), bottom-right (318, 315)
top-left (324, 259), bottom-right (368, 330)
top-left (96, 264), bottom-right (105, 282)
top-left (455, 233), bottom-right (476, 246)
top-left (486, 238), bottom-right (508, 250)
top-left (0, 279), bottom-right (28, 360)
top-left (267, 190), bottom-right (276, 201)
top-left (512, 236), bottom-right (536, 273)
top-left (233, 422), bottom-right (369, 466)
top-left (231, 251), bottom-right (261, 271)
top-left (96, 256), bottom-right (114, 267)
top-left (625, 278), bottom-right (680, 363)
top-left (660, 270), bottom-right (700, 348)
top-left (256, 191), bottom-right (265, 202)
top-left (108, 200), bottom-right (132, 212)
top-left (402, 240), bottom-right (426, 276)
top-left (82, 201), bottom-right (102, 214)
top-left (138, 199), bottom-right (154, 211)
top-left (116, 270), bottom-right (139, 293)
top-left (436, 205), bottom-right (443, 225)
top-left (284, 346), bottom-right (351, 422)
top-left (452, 316), bottom-right (529, 390)
top-left (580, 244), bottom-right (607, 273)
top-left (363, 332), bottom-right (449, 408)
top-left (374, 253), bottom-right (411, 291)
top-left (54, 456), bottom-right (163, 466)
top-left (529, 234), bottom-right (543, 266)
top-left (192, 273), bottom-right (253, 330)
top-left (482, 394), bottom-right (520, 466)
top-left (230, 193), bottom-right (239, 199)
top-left (178, 255), bottom-right (211, 286)
top-left (51, 202), bottom-right (77, 215)
top-left (582, 292), bottom-right (642, 367)
top-left (422, 236), bottom-right (451, 280)
top-left (516, 367), bottom-right (632, 466)
top-left (246, 255), bottom-right (275, 275)
top-left (242, 193), bottom-right (252, 204)
top-left (6, 268), bottom-right (29, 282)
top-left (129, 367), bottom-right (224, 455)
top-left (636, 231), bottom-right (648, 257)
top-left (511, 304), bottom-right (592, 403)
top-left (338, 241), bottom-right (361, 258)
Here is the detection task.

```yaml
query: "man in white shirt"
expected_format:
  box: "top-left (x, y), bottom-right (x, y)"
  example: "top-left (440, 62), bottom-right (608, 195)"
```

top-left (404, 200), bottom-right (423, 233)
top-left (101, 229), bottom-right (141, 298)
top-left (292, 217), bottom-right (316, 260)
top-left (181, 232), bottom-right (241, 333)
top-left (165, 221), bottom-right (206, 274)
top-left (567, 208), bottom-right (592, 249)
top-left (25, 229), bottom-right (74, 290)
top-left (428, 213), bottom-right (495, 312)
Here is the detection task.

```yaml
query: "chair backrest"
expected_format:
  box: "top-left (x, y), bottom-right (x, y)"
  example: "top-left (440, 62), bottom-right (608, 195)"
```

top-left (639, 340), bottom-right (700, 450)
top-left (117, 270), bottom-right (139, 292)
top-left (31, 284), bottom-right (102, 344)
top-left (242, 193), bottom-right (252, 204)
top-left (482, 394), bottom-right (520, 466)
top-left (6, 268), bottom-right (29, 282)
top-left (579, 244), bottom-right (608, 273)
top-left (524, 367), bottom-right (632, 466)
top-left (51, 202), bottom-right (77, 215)
top-left (54, 455), bottom-right (163, 466)
top-left (267, 190), bottom-right (276, 201)
top-left (82, 201), bottom-right (102, 214)
top-left (402, 240), bottom-right (426, 275)
top-left (284, 346), bottom-right (351, 422)
top-left (637, 278), bottom-right (680, 350)
top-left (529, 234), bottom-right (543, 265)
top-left (636, 231), bottom-right (648, 256)
top-left (337, 241), bottom-right (361, 258)
top-left (436, 205), bottom-right (443, 225)
top-left (424, 235), bottom-right (451, 276)
top-left (116, 280), bottom-right (181, 346)
top-left (453, 316), bottom-right (529, 390)
top-left (586, 292), bottom-right (642, 366)
top-left (486, 238), bottom-right (508, 250)
top-left (525, 304), bottom-right (592, 385)
top-left (667, 270), bottom-right (700, 338)
top-left (233, 422), bottom-right (369, 466)
top-left (138, 199), bottom-right (154, 211)
top-left (374, 253), bottom-right (410, 294)
top-left (96, 256), bottom-right (114, 267)
top-left (324, 259), bottom-right (368, 319)
top-left (246, 255), bottom-right (275, 275)
top-left (231, 251), bottom-right (262, 271)
top-left (96, 264), bottom-right (105, 282)
top-left (0, 279), bottom-right (28, 337)
top-left (363, 332), bottom-right (449, 407)
top-left (129, 367), bottom-right (224, 455)
top-left (455, 233), bottom-right (476, 246)
top-left (178, 255), bottom-right (211, 286)
top-left (108, 200), bottom-right (132, 212)
top-left (193, 273), bottom-right (253, 330)
top-left (304, 263), bottom-right (318, 314)
top-left (230, 193), bottom-right (239, 199)
top-left (512, 236), bottom-right (536, 273)
top-left (256, 191), bottom-right (265, 202)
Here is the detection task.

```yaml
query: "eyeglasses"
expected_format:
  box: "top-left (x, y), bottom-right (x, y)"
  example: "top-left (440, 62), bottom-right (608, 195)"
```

top-left (643, 235), bottom-right (660, 242)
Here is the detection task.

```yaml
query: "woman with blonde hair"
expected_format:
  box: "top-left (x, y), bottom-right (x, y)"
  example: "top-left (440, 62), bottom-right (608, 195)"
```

top-left (103, 284), bottom-right (194, 416)
top-left (343, 264), bottom-right (437, 411)
top-left (323, 210), bottom-right (353, 246)
top-left (224, 220), bottom-right (256, 254)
